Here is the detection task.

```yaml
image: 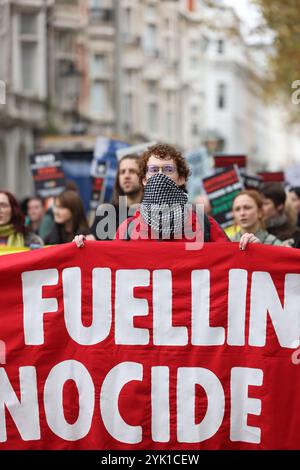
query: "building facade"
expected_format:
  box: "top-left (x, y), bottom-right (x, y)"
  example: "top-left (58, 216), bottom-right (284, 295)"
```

top-left (0, 0), bottom-right (299, 197)
top-left (0, 0), bottom-right (51, 194)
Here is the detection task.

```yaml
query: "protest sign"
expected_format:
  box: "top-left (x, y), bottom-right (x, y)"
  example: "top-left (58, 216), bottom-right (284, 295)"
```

top-left (30, 153), bottom-right (66, 198)
top-left (214, 154), bottom-right (247, 170)
top-left (240, 172), bottom-right (262, 190)
top-left (202, 166), bottom-right (244, 230)
top-left (258, 172), bottom-right (285, 183)
top-left (0, 242), bottom-right (299, 450)
top-left (91, 137), bottom-right (129, 203)
top-left (89, 161), bottom-right (107, 213)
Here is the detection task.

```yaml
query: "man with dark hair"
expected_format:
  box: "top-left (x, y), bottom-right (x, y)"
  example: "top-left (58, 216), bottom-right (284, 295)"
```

top-left (261, 183), bottom-right (300, 245)
top-left (90, 154), bottom-right (143, 240)
top-left (112, 154), bottom-right (143, 206)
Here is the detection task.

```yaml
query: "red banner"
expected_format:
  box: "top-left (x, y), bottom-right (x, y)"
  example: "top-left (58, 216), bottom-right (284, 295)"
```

top-left (0, 241), bottom-right (299, 450)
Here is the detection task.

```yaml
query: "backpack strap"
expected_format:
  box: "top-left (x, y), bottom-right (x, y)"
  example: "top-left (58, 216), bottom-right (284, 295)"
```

top-left (192, 204), bottom-right (211, 242)
top-left (202, 213), bottom-right (211, 242)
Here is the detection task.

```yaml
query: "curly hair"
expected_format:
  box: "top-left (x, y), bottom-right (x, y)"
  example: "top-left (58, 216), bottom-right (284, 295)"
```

top-left (138, 144), bottom-right (191, 185)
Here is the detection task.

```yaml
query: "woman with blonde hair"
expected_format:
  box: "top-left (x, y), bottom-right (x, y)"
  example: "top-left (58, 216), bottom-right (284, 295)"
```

top-left (231, 190), bottom-right (283, 245)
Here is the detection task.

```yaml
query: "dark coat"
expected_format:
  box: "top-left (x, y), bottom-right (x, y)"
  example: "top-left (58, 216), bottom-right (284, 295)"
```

top-left (266, 213), bottom-right (300, 246)
top-left (44, 223), bottom-right (91, 245)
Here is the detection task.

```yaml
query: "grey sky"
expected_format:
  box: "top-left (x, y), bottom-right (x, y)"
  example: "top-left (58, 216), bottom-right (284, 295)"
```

top-left (224, 0), bottom-right (262, 39)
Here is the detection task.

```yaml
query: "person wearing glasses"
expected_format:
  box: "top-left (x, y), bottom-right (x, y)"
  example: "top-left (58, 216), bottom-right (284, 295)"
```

top-left (74, 144), bottom-right (259, 248)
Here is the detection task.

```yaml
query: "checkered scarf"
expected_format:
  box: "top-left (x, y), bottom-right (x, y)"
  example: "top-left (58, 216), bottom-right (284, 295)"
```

top-left (140, 173), bottom-right (188, 238)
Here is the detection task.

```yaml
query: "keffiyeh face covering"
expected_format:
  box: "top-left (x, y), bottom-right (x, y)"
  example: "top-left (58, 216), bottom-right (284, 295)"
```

top-left (140, 172), bottom-right (188, 238)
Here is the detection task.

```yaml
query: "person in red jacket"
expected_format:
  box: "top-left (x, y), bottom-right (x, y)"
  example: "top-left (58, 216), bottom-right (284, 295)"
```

top-left (114, 173), bottom-right (227, 244)
top-left (74, 144), bottom-right (258, 249)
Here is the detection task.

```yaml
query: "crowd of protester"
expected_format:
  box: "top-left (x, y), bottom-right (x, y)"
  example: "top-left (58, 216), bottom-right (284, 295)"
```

top-left (1, 143), bottom-right (300, 250)
top-left (231, 184), bottom-right (300, 248)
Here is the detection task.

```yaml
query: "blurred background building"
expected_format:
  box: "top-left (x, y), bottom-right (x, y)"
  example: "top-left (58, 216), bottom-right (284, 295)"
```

top-left (0, 0), bottom-right (299, 196)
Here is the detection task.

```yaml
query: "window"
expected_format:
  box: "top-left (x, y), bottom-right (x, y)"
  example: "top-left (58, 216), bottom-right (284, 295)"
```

top-left (147, 103), bottom-right (158, 133)
top-left (191, 123), bottom-right (199, 136)
top-left (191, 105), bottom-right (198, 116)
top-left (18, 12), bottom-right (39, 93)
top-left (165, 36), bottom-right (172, 60)
top-left (19, 143), bottom-right (31, 197)
top-left (91, 54), bottom-right (106, 76)
top-left (166, 90), bottom-right (173, 104)
top-left (0, 81), bottom-right (5, 105)
top-left (21, 43), bottom-right (37, 92)
top-left (20, 12), bottom-right (37, 35)
top-left (90, 0), bottom-right (102, 7)
top-left (0, 4), bottom-right (6, 79)
top-left (124, 70), bottom-right (134, 88)
top-left (90, 81), bottom-right (106, 115)
top-left (190, 39), bottom-right (198, 52)
top-left (123, 7), bottom-right (132, 34)
top-left (0, 3), bottom-right (6, 35)
top-left (89, 0), bottom-right (113, 22)
top-left (166, 110), bottom-right (173, 140)
top-left (144, 24), bottom-right (157, 54)
top-left (164, 18), bottom-right (170, 30)
top-left (124, 93), bottom-right (133, 126)
top-left (191, 123), bottom-right (200, 148)
top-left (217, 39), bottom-right (224, 54)
top-left (56, 31), bottom-right (75, 55)
top-left (147, 80), bottom-right (157, 95)
top-left (217, 83), bottom-right (226, 109)
top-left (201, 35), bottom-right (210, 53)
top-left (57, 60), bottom-right (80, 107)
top-left (0, 141), bottom-right (6, 189)
top-left (145, 5), bottom-right (156, 22)
top-left (190, 55), bottom-right (197, 69)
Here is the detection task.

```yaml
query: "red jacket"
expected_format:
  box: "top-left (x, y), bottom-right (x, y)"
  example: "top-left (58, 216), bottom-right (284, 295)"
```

top-left (115, 210), bottom-right (229, 243)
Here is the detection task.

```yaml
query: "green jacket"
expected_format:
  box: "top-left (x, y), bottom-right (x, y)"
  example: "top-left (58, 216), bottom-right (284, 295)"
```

top-left (232, 229), bottom-right (283, 246)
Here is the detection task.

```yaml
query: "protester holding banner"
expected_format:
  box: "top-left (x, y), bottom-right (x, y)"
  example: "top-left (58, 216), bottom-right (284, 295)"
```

top-left (90, 154), bottom-right (143, 240)
top-left (231, 190), bottom-right (284, 245)
top-left (118, 144), bottom-right (261, 246)
top-left (45, 190), bottom-right (94, 245)
top-left (74, 145), bottom-right (259, 249)
top-left (0, 191), bottom-right (44, 247)
top-left (260, 183), bottom-right (300, 246)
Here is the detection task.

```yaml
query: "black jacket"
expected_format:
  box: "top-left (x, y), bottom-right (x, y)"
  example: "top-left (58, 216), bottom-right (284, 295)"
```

top-left (44, 223), bottom-right (91, 245)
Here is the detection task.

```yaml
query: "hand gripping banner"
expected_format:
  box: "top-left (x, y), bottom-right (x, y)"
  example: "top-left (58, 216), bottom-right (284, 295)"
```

top-left (0, 241), bottom-right (299, 450)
